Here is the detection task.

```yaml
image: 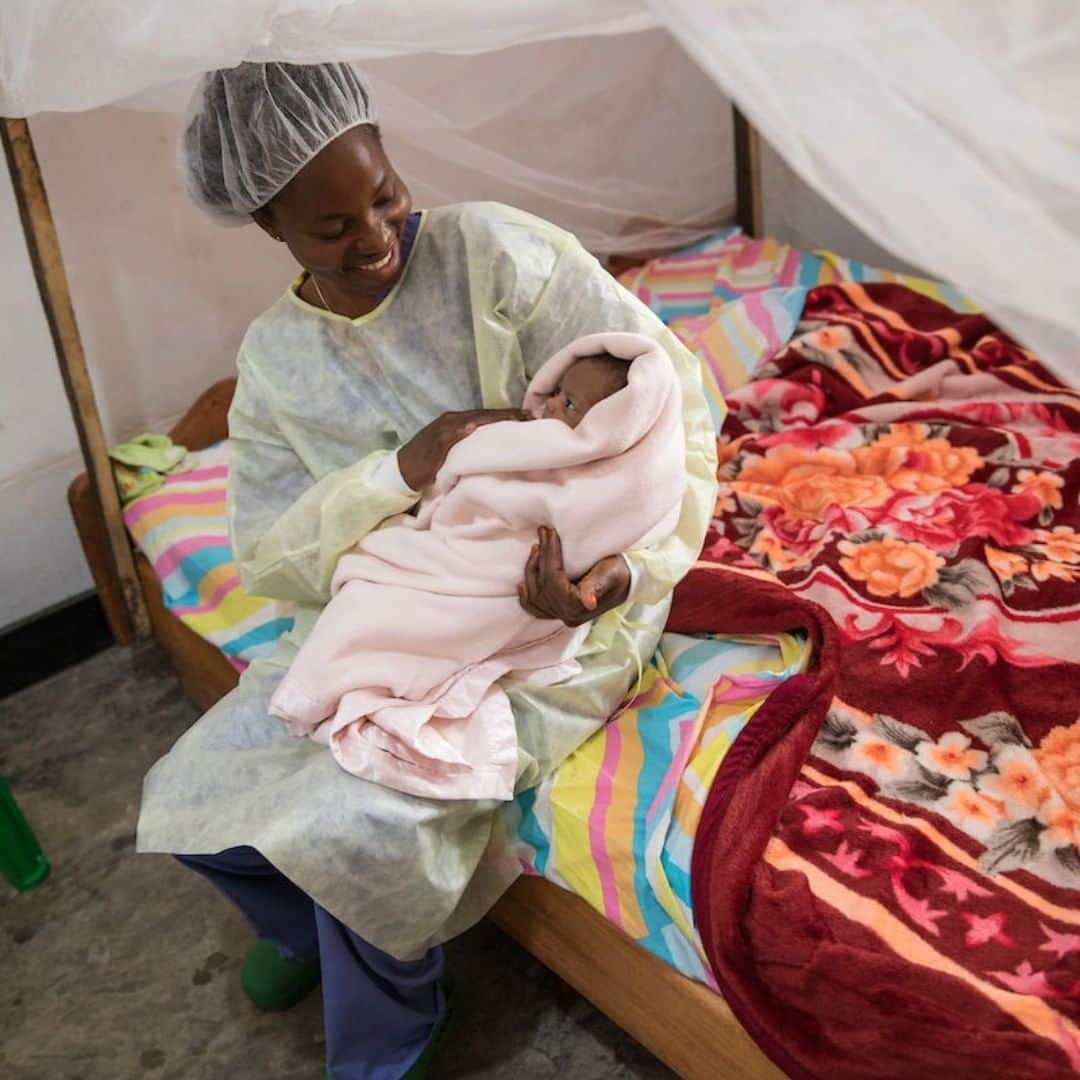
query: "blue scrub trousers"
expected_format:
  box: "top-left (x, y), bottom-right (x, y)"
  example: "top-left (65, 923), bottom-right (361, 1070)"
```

top-left (176, 846), bottom-right (445, 1080)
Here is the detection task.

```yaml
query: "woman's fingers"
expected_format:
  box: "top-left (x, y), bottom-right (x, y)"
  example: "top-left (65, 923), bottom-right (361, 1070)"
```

top-left (577, 579), bottom-right (599, 611)
top-left (538, 527), bottom-right (565, 580)
top-left (578, 556), bottom-right (631, 615)
top-left (523, 542), bottom-right (543, 606)
top-left (517, 582), bottom-right (546, 618)
top-left (541, 530), bottom-right (582, 614)
top-left (577, 559), bottom-right (615, 609)
top-left (401, 409), bottom-right (532, 490)
top-left (534, 528), bottom-right (591, 622)
top-left (519, 531), bottom-right (571, 621)
top-left (519, 540), bottom-right (629, 626)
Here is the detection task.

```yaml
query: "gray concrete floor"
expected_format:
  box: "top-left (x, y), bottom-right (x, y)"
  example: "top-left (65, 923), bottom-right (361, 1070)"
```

top-left (1, 645), bottom-right (674, 1080)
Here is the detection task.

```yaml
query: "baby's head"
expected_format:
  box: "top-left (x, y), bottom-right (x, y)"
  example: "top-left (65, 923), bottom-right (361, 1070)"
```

top-left (542, 352), bottom-right (630, 428)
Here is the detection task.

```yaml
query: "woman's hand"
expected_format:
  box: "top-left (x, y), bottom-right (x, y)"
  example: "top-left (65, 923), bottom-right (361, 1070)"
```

top-left (398, 409), bottom-right (530, 491)
top-left (518, 527), bottom-right (631, 627)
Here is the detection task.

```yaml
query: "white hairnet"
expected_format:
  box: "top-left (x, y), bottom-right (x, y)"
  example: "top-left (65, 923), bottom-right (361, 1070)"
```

top-left (180, 61), bottom-right (378, 225)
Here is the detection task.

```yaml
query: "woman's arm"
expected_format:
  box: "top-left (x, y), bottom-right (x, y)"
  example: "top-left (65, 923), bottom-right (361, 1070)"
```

top-left (227, 360), bottom-right (420, 607)
top-left (229, 357), bottom-right (530, 607)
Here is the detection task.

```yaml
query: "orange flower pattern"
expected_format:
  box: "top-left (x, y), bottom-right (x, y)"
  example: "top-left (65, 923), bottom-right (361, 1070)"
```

top-left (945, 783), bottom-right (1006, 839)
top-left (1034, 527), bottom-right (1080, 564)
top-left (852, 424), bottom-right (981, 494)
top-left (716, 398), bottom-right (1070, 633)
top-left (1013, 469), bottom-right (1064, 509)
top-left (1031, 560), bottom-right (1078, 584)
top-left (814, 706), bottom-right (1080, 878)
top-left (985, 544), bottom-right (1028, 582)
top-left (915, 732), bottom-right (987, 780)
top-left (982, 747), bottom-right (1051, 812)
top-left (734, 444), bottom-right (890, 521)
top-left (750, 529), bottom-right (810, 573)
top-left (1033, 720), bottom-right (1080, 814)
top-left (1036, 803), bottom-right (1080, 850)
top-left (852, 733), bottom-right (907, 780)
top-left (838, 537), bottom-right (945, 598)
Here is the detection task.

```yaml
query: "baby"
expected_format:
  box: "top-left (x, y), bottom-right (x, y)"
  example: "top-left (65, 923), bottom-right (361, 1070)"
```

top-left (269, 332), bottom-right (685, 802)
top-left (539, 353), bottom-right (629, 428)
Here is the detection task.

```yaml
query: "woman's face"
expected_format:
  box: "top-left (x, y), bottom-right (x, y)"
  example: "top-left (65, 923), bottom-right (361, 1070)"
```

top-left (256, 125), bottom-right (413, 302)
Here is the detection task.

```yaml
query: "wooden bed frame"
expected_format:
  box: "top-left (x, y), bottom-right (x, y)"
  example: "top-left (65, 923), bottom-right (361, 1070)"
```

top-left (8, 96), bottom-right (780, 1077)
top-left (67, 377), bottom-right (781, 1080)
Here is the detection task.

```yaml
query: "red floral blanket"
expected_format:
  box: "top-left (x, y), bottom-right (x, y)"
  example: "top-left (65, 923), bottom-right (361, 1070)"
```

top-left (671, 283), bottom-right (1080, 1078)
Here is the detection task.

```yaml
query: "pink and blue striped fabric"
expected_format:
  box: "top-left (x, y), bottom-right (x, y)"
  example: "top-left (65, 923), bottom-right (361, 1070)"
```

top-left (123, 442), bottom-right (293, 669)
top-left (618, 228), bottom-right (977, 431)
top-left (507, 630), bottom-right (810, 983)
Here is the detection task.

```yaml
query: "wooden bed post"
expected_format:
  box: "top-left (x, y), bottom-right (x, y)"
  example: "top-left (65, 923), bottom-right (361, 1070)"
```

top-left (2, 117), bottom-right (150, 640)
top-left (733, 107), bottom-right (763, 239)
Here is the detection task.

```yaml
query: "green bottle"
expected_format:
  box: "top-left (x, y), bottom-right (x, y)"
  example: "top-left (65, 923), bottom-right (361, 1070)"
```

top-left (0, 777), bottom-right (50, 892)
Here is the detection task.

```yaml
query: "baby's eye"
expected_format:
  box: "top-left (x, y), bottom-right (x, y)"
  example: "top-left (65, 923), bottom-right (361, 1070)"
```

top-left (566, 400), bottom-right (576, 412)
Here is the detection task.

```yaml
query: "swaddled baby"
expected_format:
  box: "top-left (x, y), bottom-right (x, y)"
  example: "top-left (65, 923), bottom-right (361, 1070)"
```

top-left (269, 331), bottom-right (686, 801)
top-left (536, 351), bottom-right (629, 428)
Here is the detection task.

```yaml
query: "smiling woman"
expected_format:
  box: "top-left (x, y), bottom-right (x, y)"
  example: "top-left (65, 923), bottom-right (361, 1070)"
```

top-left (254, 128), bottom-right (414, 318)
top-left (139, 60), bottom-right (717, 1080)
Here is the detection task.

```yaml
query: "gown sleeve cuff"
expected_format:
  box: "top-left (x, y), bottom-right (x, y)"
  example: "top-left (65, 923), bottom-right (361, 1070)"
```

top-left (620, 552), bottom-right (642, 603)
top-left (371, 450), bottom-right (418, 497)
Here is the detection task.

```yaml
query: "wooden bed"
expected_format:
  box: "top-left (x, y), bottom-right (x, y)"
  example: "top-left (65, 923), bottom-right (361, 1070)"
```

top-left (67, 377), bottom-right (782, 1080)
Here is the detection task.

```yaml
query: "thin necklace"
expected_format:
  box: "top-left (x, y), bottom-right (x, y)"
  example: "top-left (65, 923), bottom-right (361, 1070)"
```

top-left (311, 274), bottom-right (337, 316)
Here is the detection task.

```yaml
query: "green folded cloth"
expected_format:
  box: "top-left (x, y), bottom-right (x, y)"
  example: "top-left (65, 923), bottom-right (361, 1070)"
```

top-left (108, 433), bottom-right (188, 504)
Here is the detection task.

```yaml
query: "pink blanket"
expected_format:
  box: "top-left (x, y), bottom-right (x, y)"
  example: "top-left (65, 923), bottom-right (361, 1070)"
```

top-left (268, 332), bottom-right (687, 800)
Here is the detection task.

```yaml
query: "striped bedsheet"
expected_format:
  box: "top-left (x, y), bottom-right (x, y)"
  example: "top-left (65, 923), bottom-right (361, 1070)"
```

top-left (508, 630), bottom-right (810, 983)
top-left (122, 442), bottom-right (294, 670)
top-left (618, 228), bottom-right (977, 430)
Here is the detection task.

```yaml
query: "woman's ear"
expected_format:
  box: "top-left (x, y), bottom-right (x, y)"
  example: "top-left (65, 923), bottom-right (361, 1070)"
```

top-left (252, 207), bottom-right (284, 242)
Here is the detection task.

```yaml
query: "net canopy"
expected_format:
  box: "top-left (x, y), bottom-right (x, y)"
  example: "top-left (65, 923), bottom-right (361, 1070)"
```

top-left (2, 0), bottom-right (1078, 379)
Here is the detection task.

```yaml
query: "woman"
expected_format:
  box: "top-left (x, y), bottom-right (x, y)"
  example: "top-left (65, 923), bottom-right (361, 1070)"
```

top-left (137, 61), bottom-right (717, 1080)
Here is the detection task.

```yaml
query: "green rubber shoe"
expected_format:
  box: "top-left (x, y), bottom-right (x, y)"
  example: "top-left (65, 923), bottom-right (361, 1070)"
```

top-left (241, 938), bottom-right (320, 1011)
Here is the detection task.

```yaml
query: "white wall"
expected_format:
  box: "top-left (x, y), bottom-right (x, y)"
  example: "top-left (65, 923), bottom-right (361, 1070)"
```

top-left (0, 161), bottom-right (93, 627)
top-left (32, 108), bottom-right (296, 456)
top-left (0, 108), bottom-right (295, 630)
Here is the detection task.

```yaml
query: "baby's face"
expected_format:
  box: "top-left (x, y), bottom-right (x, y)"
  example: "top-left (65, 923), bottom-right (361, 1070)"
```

top-left (542, 359), bottom-right (625, 428)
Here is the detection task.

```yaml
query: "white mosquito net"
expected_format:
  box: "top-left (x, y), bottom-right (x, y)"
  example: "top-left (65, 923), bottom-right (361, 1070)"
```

top-left (2, 0), bottom-right (1078, 380)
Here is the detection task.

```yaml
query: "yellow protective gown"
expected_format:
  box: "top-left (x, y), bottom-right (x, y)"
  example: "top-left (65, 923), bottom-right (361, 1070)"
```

top-left (137, 202), bottom-right (719, 958)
